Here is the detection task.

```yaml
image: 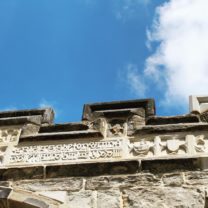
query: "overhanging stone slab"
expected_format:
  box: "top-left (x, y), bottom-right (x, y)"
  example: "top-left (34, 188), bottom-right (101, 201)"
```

top-left (19, 130), bottom-right (103, 142)
top-left (82, 98), bottom-right (155, 121)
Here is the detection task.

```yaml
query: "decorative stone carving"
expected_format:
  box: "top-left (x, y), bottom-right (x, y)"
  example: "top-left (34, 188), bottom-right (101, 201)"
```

top-left (200, 111), bottom-right (208, 123)
top-left (185, 135), bottom-right (206, 154)
top-left (166, 138), bottom-right (185, 154)
top-left (0, 128), bottom-right (21, 146)
top-left (9, 139), bottom-right (122, 164)
top-left (108, 123), bottom-right (125, 137)
top-left (153, 136), bottom-right (165, 156)
top-left (129, 139), bottom-right (153, 156)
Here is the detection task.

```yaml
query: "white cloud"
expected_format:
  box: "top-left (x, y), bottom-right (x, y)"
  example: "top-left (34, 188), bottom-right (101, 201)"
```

top-left (122, 64), bottom-right (147, 97)
top-left (145, 0), bottom-right (208, 107)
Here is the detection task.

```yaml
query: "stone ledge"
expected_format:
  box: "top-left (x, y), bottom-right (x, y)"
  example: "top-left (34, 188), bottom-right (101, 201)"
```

top-left (45, 160), bottom-right (139, 178)
top-left (0, 157), bottom-right (205, 180)
top-left (19, 130), bottom-right (103, 142)
top-left (0, 108), bottom-right (54, 126)
top-left (39, 122), bottom-right (89, 133)
top-left (0, 166), bottom-right (44, 181)
top-left (82, 99), bottom-right (155, 121)
top-left (146, 114), bottom-right (200, 125)
top-left (131, 123), bottom-right (208, 135)
top-left (0, 115), bottom-right (43, 126)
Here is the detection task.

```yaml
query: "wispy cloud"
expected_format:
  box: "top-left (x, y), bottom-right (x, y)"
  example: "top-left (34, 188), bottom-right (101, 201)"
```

top-left (123, 0), bottom-right (208, 111)
top-left (119, 64), bottom-right (147, 97)
top-left (114, 0), bottom-right (151, 21)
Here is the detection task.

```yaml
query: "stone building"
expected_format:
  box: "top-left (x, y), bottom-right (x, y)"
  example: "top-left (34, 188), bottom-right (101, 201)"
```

top-left (0, 96), bottom-right (208, 207)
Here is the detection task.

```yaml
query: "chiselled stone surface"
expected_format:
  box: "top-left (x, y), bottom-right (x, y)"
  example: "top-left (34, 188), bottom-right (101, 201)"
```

top-left (67, 191), bottom-right (94, 208)
top-left (162, 173), bottom-right (184, 186)
top-left (85, 174), bottom-right (161, 190)
top-left (97, 190), bottom-right (121, 208)
top-left (123, 187), bottom-right (205, 208)
top-left (13, 178), bottom-right (83, 192)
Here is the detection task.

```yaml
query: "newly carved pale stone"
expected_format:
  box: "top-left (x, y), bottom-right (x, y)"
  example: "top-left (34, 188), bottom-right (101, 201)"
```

top-left (189, 95), bottom-right (208, 114)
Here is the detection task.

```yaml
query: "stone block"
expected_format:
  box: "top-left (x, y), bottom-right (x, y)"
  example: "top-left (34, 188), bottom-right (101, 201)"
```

top-left (86, 174), bottom-right (161, 190)
top-left (0, 166), bottom-right (44, 181)
top-left (13, 178), bottom-right (83, 192)
top-left (46, 161), bottom-right (139, 178)
top-left (185, 171), bottom-right (208, 185)
top-left (123, 187), bottom-right (205, 208)
top-left (97, 190), bottom-right (121, 208)
top-left (141, 158), bottom-right (198, 173)
top-left (162, 173), bottom-right (184, 186)
top-left (67, 191), bottom-right (94, 208)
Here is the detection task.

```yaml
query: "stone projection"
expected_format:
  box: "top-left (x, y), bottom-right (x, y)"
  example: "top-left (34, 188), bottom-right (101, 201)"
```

top-left (0, 97), bottom-right (208, 207)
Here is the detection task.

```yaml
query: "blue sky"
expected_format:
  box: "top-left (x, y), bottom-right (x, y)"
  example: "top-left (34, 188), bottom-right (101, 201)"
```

top-left (1, 0), bottom-right (207, 122)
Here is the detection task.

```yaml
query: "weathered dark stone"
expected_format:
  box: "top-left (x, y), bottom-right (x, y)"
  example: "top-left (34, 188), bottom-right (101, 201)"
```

top-left (0, 115), bottom-right (42, 126)
top-left (82, 99), bottom-right (155, 121)
top-left (200, 111), bottom-right (208, 123)
top-left (85, 174), bottom-right (161, 190)
top-left (19, 130), bottom-right (102, 143)
top-left (39, 123), bottom-right (89, 133)
top-left (0, 187), bottom-right (12, 199)
top-left (92, 108), bottom-right (145, 119)
top-left (0, 167), bottom-right (44, 181)
top-left (131, 123), bottom-right (208, 135)
top-left (146, 114), bottom-right (200, 125)
top-left (141, 158), bottom-right (199, 173)
top-left (46, 161), bottom-right (139, 178)
top-left (0, 108), bottom-right (54, 126)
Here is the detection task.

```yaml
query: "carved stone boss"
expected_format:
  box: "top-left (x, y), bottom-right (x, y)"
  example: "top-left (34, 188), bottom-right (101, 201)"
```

top-left (9, 140), bottom-right (122, 164)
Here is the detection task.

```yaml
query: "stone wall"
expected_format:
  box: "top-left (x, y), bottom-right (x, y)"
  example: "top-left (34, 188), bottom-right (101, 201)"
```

top-left (0, 97), bottom-right (208, 207)
top-left (2, 161), bottom-right (208, 207)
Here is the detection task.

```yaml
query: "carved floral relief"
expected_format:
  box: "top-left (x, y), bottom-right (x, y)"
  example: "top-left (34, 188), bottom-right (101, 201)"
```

top-left (0, 128), bottom-right (21, 146)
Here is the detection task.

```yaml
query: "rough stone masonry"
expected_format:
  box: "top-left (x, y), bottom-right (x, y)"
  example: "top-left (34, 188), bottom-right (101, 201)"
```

top-left (1, 96), bottom-right (208, 207)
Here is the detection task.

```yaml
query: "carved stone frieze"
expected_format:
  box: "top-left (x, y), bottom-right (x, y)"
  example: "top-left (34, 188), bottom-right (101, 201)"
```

top-left (185, 135), bottom-right (206, 154)
top-left (129, 134), bottom-right (208, 158)
top-left (9, 139), bottom-right (122, 164)
top-left (1, 133), bottom-right (208, 166)
top-left (0, 128), bottom-right (21, 146)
